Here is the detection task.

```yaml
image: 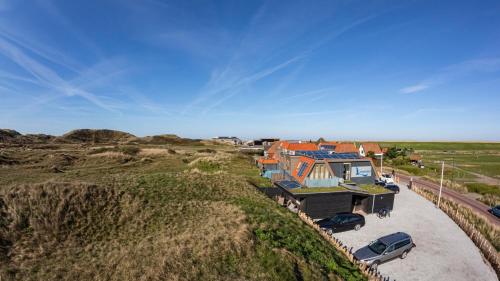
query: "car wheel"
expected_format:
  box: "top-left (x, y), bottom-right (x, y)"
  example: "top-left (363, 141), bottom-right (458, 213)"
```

top-left (354, 224), bottom-right (361, 231)
top-left (370, 261), bottom-right (379, 271)
top-left (400, 250), bottom-right (408, 259)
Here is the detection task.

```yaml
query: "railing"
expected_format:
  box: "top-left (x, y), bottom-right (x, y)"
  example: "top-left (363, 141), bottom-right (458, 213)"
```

top-left (298, 211), bottom-right (394, 281)
top-left (304, 177), bottom-right (340, 187)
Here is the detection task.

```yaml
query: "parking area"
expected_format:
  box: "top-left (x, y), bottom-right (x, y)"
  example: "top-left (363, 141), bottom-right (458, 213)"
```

top-left (332, 184), bottom-right (497, 281)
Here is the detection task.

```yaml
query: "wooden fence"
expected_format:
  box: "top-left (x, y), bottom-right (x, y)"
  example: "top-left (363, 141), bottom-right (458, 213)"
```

top-left (297, 212), bottom-right (394, 281)
top-left (411, 184), bottom-right (500, 274)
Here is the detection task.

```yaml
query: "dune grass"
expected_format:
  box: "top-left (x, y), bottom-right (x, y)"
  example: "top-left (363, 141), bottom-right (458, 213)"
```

top-left (0, 143), bottom-right (364, 281)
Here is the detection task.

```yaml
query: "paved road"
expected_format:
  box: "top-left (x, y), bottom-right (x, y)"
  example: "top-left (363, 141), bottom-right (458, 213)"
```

top-left (397, 173), bottom-right (499, 227)
top-left (333, 183), bottom-right (498, 281)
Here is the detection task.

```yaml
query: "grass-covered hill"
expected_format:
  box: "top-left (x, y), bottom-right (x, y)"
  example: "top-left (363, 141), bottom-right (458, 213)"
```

top-left (0, 140), bottom-right (365, 281)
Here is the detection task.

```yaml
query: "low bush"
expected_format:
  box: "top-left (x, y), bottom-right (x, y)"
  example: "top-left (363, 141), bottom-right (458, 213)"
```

top-left (391, 157), bottom-right (410, 166)
top-left (119, 146), bottom-right (140, 155)
top-left (198, 148), bottom-right (216, 153)
top-left (466, 183), bottom-right (500, 197)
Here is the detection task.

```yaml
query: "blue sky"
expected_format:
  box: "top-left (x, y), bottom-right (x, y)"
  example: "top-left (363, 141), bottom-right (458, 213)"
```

top-left (0, 0), bottom-right (499, 141)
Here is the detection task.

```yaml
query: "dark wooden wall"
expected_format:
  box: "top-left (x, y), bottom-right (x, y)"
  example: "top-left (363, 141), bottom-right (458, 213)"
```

top-left (300, 192), bottom-right (353, 219)
top-left (364, 193), bottom-right (395, 213)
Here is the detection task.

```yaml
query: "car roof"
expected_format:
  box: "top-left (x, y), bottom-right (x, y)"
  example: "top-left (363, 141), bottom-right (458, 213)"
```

top-left (378, 232), bottom-right (411, 245)
top-left (335, 212), bottom-right (356, 216)
top-left (334, 212), bottom-right (361, 218)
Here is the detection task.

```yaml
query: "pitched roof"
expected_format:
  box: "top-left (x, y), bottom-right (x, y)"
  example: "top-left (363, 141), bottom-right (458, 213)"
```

top-left (257, 158), bottom-right (279, 164)
top-left (361, 143), bottom-right (383, 154)
top-left (410, 154), bottom-right (422, 161)
top-left (286, 142), bottom-right (318, 151)
top-left (334, 143), bottom-right (358, 153)
top-left (292, 156), bottom-right (316, 183)
top-left (318, 141), bottom-right (339, 146)
top-left (266, 141), bottom-right (283, 159)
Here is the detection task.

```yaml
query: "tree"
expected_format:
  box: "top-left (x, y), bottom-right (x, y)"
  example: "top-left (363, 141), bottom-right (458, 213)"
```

top-left (385, 147), bottom-right (399, 159)
top-left (366, 151), bottom-right (376, 159)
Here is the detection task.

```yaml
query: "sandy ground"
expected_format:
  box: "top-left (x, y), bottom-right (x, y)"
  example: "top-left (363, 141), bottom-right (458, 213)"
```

top-left (332, 184), bottom-right (498, 281)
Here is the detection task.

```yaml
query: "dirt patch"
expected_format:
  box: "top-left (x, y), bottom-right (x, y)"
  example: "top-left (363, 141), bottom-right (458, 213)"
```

top-left (138, 148), bottom-right (170, 157)
top-left (90, 151), bottom-right (128, 158)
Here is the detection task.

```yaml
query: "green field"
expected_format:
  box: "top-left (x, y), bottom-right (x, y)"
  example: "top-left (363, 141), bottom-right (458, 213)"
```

top-left (379, 142), bottom-right (500, 206)
top-left (0, 142), bottom-right (364, 281)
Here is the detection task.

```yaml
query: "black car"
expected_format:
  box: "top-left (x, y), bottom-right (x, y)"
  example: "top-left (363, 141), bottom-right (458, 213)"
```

top-left (489, 205), bottom-right (500, 218)
top-left (375, 180), bottom-right (386, 186)
top-left (384, 184), bottom-right (400, 194)
top-left (317, 213), bottom-right (365, 233)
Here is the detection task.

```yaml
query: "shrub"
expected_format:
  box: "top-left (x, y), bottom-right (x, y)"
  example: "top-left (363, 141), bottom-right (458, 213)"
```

top-left (392, 157), bottom-right (410, 166)
top-left (119, 146), bottom-right (140, 156)
top-left (466, 183), bottom-right (500, 197)
top-left (88, 147), bottom-right (113, 155)
top-left (198, 148), bottom-right (216, 154)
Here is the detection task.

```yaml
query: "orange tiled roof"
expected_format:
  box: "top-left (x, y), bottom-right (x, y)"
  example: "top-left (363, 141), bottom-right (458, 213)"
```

top-left (292, 156), bottom-right (316, 183)
top-left (286, 143), bottom-right (318, 151)
top-left (334, 143), bottom-right (358, 153)
top-left (258, 158), bottom-right (279, 164)
top-left (361, 143), bottom-right (383, 154)
top-left (410, 154), bottom-right (422, 161)
top-left (318, 141), bottom-right (339, 146)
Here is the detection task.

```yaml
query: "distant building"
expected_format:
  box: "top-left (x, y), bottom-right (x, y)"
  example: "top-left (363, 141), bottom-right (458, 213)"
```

top-left (251, 138), bottom-right (280, 147)
top-left (410, 154), bottom-right (423, 167)
top-left (212, 136), bottom-right (242, 145)
top-left (359, 143), bottom-right (383, 157)
top-left (333, 143), bottom-right (358, 153)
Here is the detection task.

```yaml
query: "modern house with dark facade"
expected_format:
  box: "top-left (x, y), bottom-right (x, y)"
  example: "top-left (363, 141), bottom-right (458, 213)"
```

top-left (272, 150), bottom-right (394, 219)
top-left (256, 140), bottom-right (396, 219)
top-left (274, 180), bottom-right (395, 219)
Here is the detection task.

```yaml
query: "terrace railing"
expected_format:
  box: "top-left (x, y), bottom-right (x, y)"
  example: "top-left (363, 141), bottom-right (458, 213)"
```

top-left (304, 177), bottom-right (340, 187)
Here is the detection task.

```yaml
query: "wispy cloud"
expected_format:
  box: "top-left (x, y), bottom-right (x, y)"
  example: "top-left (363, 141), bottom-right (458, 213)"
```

top-left (0, 35), bottom-right (120, 112)
top-left (400, 58), bottom-right (500, 94)
top-left (403, 106), bottom-right (465, 119)
top-left (400, 83), bottom-right (429, 94)
top-left (182, 4), bottom-right (380, 115)
top-left (185, 53), bottom-right (306, 115)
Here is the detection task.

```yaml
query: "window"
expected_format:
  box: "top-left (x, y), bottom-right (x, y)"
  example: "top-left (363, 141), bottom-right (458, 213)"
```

top-left (395, 239), bottom-right (411, 249)
top-left (386, 244), bottom-right (395, 253)
top-left (348, 216), bottom-right (358, 223)
top-left (368, 240), bottom-right (387, 254)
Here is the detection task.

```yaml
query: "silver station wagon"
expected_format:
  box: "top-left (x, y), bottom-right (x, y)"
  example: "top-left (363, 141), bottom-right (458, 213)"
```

top-left (354, 232), bottom-right (416, 270)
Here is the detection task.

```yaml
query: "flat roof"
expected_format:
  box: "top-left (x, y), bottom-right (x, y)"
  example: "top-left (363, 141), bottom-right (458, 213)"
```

top-left (295, 150), bottom-right (361, 160)
top-left (274, 180), bottom-right (391, 195)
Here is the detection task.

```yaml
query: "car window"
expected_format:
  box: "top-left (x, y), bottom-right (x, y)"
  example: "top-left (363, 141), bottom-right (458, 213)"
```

top-left (331, 216), bottom-right (344, 224)
top-left (368, 240), bottom-right (387, 254)
top-left (348, 216), bottom-right (359, 223)
top-left (395, 239), bottom-right (411, 249)
top-left (341, 216), bottom-right (351, 224)
top-left (386, 244), bottom-right (395, 252)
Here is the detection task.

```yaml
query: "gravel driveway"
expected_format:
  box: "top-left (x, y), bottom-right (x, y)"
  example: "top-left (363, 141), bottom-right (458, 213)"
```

top-left (332, 184), bottom-right (497, 281)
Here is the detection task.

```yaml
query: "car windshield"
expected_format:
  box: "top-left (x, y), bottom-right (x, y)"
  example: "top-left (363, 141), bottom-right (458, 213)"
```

top-left (368, 240), bottom-right (387, 255)
top-left (331, 215), bottom-right (345, 224)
